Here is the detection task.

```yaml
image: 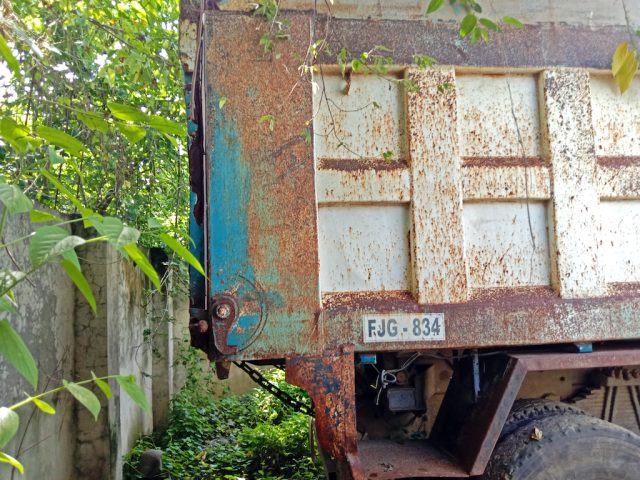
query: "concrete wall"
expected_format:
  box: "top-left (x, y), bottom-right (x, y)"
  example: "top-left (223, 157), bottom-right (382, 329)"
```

top-left (0, 205), bottom-right (76, 480)
top-left (0, 208), bottom-right (161, 480)
top-left (0, 206), bottom-right (256, 479)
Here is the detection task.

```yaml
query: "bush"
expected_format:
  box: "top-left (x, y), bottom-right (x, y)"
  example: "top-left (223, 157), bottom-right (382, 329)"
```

top-left (124, 366), bottom-right (324, 480)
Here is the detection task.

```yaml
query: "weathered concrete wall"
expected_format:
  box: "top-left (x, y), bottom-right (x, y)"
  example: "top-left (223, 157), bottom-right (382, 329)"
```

top-left (0, 205), bottom-right (76, 480)
top-left (106, 244), bottom-right (153, 480)
top-left (0, 208), bottom-right (158, 480)
top-left (0, 205), bottom-right (253, 480)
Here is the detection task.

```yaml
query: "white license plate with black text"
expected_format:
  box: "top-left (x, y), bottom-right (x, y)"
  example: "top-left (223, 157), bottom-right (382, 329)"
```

top-left (363, 313), bottom-right (445, 343)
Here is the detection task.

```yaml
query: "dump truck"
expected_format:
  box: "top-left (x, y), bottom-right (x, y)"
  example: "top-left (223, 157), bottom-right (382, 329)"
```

top-left (179, 1), bottom-right (640, 478)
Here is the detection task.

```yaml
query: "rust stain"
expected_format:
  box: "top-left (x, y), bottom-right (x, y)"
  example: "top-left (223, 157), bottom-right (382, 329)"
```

top-left (462, 156), bottom-right (545, 168)
top-left (319, 158), bottom-right (407, 172)
top-left (597, 156), bottom-right (640, 168)
top-left (286, 346), bottom-right (364, 480)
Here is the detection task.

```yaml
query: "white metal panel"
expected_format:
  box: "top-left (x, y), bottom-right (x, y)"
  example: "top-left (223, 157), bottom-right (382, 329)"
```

top-left (318, 205), bottom-right (411, 292)
top-left (463, 165), bottom-right (551, 200)
top-left (407, 68), bottom-right (468, 304)
top-left (540, 69), bottom-right (606, 298)
top-left (457, 74), bottom-right (541, 158)
top-left (316, 168), bottom-right (410, 204)
top-left (600, 201), bottom-right (640, 283)
top-left (464, 202), bottom-right (551, 288)
top-left (591, 77), bottom-right (640, 157)
top-left (313, 74), bottom-right (406, 161)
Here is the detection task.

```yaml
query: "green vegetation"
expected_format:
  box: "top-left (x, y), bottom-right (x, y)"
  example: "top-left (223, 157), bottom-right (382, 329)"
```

top-left (124, 347), bottom-right (323, 480)
top-left (0, 0), bottom-right (187, 237)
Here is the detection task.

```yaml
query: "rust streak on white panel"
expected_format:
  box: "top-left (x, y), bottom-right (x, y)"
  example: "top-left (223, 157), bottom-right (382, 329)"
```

top-left (597, 163), bottom-right (640, 199)
top-left (463, 165), bottom-right (551, 200)
top-left (540, 69), bottom-right (605, 298)
top-left (316, 167), bottom-right (410, 204)
top-left (407, 68), bottom-right (468, 304)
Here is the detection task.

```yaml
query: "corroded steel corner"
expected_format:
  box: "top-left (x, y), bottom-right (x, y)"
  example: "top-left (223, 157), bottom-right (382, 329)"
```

top-left (203, 13), bottom-right (321, 358)
top-left (286, 347), bottom-right (363, 480)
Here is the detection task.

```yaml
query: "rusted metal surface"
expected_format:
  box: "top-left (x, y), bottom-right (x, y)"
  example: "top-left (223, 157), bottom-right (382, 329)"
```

top-left (316, 167), bottom-right (410, 204)
top-left (457, 74), bottom-right (540, 158)
top-left (286, 347), bottom-right (363, 480)
top-left (216, 0), bottom-right (640, 27)
top-left (188, 10), bottom-right (640, 360)
top-left (313, 73), bottom-right (405, 162)
top-left (407, 67), bottom-right (468, 305)
top-left (463, 202), bottom-right (550, 288)
top-left (462, 164), bottom-right (550, 200)
top-left (314, 19), bottom-right (628, 69)
top-left (202, 13), bottom-right (321, 358)
top-left (358, 440), bottom-right (468, 479)
top-left (541, 69), bottom-right (605, 299)
top-left (318, 205), bottom-right (410, 293)
top-left (591, 76), bottom-right (640, 158)
top-left (600, 201), bottom-right (640, 283)
top-left (321, 286), bottom-right (640, 351)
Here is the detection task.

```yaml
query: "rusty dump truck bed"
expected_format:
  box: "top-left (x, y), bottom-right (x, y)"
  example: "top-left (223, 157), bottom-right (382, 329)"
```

top-left (181, 1), bottom-right (640, 361)
top-left (180, 2), bottom-right (640, 478)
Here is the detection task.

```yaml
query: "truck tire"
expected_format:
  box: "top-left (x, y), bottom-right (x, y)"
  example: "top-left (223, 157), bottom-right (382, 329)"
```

top-left (482, 413), bottom-right (640, 479)
top-left (499, 399), bottom-right (586, 440)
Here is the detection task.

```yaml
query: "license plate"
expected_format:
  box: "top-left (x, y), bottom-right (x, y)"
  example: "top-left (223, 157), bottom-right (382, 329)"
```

top-left (363, 313), bottom-right (445, 343)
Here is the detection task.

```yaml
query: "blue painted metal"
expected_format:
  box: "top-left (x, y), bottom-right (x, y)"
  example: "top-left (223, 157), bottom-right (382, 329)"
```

top-left (208, 98), bottom-right (261, 349)
top-left (357, 353), bottom-right (378, 365)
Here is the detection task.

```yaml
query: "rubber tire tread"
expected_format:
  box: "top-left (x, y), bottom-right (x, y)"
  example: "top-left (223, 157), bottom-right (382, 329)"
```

top-left (482, 413), bottom-right (640, 479)
top-left (499, 399), bottom-right (586, 441)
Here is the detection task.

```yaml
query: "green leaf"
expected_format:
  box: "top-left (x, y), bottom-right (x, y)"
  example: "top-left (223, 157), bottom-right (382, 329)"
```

top-left (460, 14), bottom-right (478, 38)
top-left (159, 232), bottom-right (205, 276)
top-left (300, 128), bottom-right (311, 144)
top-left (107, 101), bottom-right (150, 123)
top-left (30, 209), bottom-right (61, 223)
top-left (31, 397), bottom-right (55, 415)
top-left (0, 452), bottom-right (24, 474)
top-left (0, 182), bottom-right (32, 215)
top-left (148, 116), bottom-right (184, 136)
top-left (0, 118), bottom-right (33, 153)
top-left (40, 170), bottom-right (85, 212)
top-left (48, 145), bottom-right (64, 165)
top-left (122, 244), bottom-right (160, 289)
top-left (116, 375), bottom-right (150, 413)
top-left (61, 259), bottom-right (96, 314)
top-left (35, 126), bottom-right (87, 157)
top-left (92, 372), bottom-right (112, 399)
top-left (613, 41), bottom-right (631, 76)
top-left (0, 34), bottom-right (19, 75)
top-left (76, 111), bottom-right (109, 134)
top-left (470, 27), bottom-right (481, 45)
top-left (29, 226), bottom-right (85, 267)
top-left (479, 18), bottom-right (500, 32)
top-left (413, 54), bottom-right (436, 69)
top-left (218, 96), bottom-right (227, 109)
top-left (0, 320), bottom-right (37, 389)
top-left (63, 380), bottom-right (101, 420)
top-left (426, 0), bottom-right (444, 14)
top-left (62, 249), bottom-right (81, 270)
top-left (617, 53), bottom-right (638, 94)
top-left (480, 28), bottom-right (489, 44)
top-left (0, 407), bottom-right (19, 448)
top-left (90, 216), bottom-right (140, 248)
top-left (116, 123), bottom-right (146, 144)
top-left (0, 294), bottom-right (17, 314)
top-left (502, 16), bottom-right (524, 28)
